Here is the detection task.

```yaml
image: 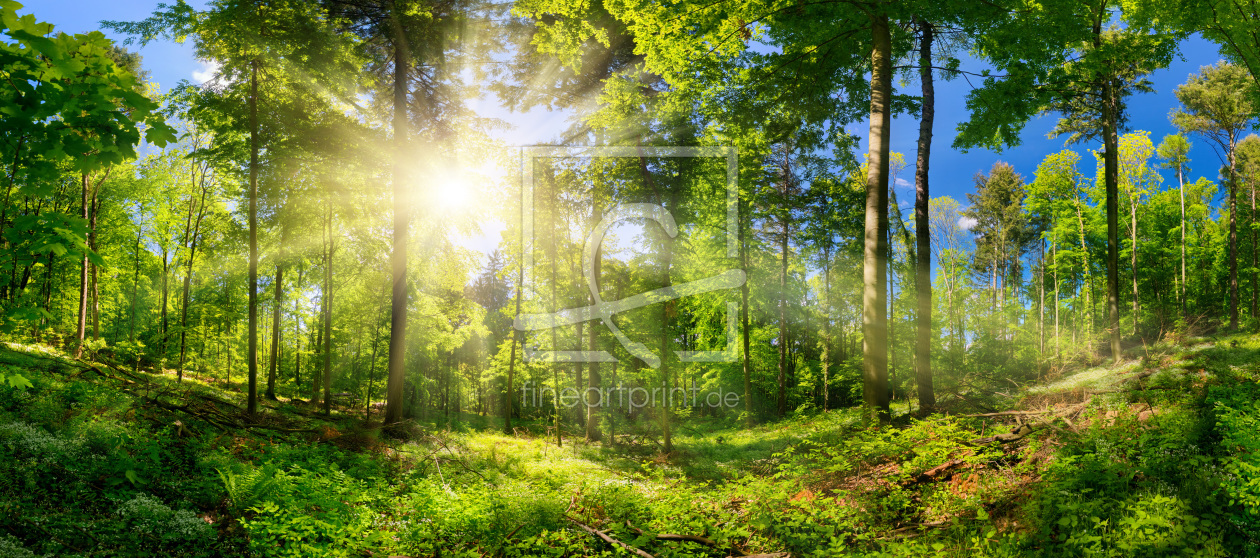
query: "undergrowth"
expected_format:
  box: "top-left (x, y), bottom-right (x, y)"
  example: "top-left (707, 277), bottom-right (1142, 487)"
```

top-left (2, 336), bottom-right (1260, 556)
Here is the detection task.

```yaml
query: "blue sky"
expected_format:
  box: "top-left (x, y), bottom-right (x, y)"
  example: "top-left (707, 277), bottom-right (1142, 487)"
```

top-left (33, 0), bottom-right (1238, 232)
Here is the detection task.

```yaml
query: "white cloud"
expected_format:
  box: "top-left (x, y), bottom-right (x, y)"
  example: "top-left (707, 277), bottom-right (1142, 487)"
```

top-left (894, 177), bottom-right (911, 189)
top-left (958, 216), bottom-right (978, 230)
top-left (192, 60), bottom-right (221, 84)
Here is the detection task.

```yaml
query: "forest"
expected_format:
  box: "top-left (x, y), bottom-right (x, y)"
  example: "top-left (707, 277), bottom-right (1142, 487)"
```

top-left (4, 0), bottom-right (1260, 555)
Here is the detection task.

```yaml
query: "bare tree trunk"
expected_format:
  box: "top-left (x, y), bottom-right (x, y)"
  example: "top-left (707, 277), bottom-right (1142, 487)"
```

top-left (75, 174), bottom-right (89, 359)
top-left (504, 240), bottom-right (522, 435)
top-left (777, 206), bottom-right (788, 417)
top-left (740, 213), bottom-right (753, 424)
top-left (862, 14), bottom-right (893, 424)
top-left (89, 191), bottom-right (100, 342)
top-left (178, 181), bottom-right (208, 383)
top-left (266, 264), bottom-right (284, 400)
top-left (586, 199), bottom-right (601, 441)
top-left (1131, 195), bottom-right (1138, 334)
top-left (1179, 166), bottom-right (1187, 318)
top-left (1229, 148), bottom-right (1240, 329)
top-left (912, 19), bottom-right (936, 413)
top-left (322, 205), bottom-right (335, 416)
top-left (384, 6), bottom-right (413, 426)
top-left (1102, 71), bottom-right (1122, 362)
top-left (822, 245), bottom-right (831, 412)
top-left (129, 204), bottom-right (144, 343)
top-left (247, 59), bottom-right (260, 415)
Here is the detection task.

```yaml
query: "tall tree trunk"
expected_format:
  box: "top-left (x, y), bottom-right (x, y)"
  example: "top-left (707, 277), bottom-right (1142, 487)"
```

top-left (586, 200), bottom-right (601, 442)
top-left (504, 242), bottom-right (522, 435)
top-left (777, 206), bottom-right (788, 417)
top-left (1131, 195), bottom-right (1138, 334)
top-left (129, 205), bottom-right (143, 343)
top-left (1102, 73), bottom-right (1122, 362)
top-left (912, 19), bottom-right (936, 413)
top-left (293, 263), bottom-right (304, 394)
top-left (1179, 166), bottom-right (1186, 318)
top-left (1229, 147), bottom-right (1240, 329)
top-left (266, 264), bottom-right (284, 400)
top-left (322, 205), bottom-right (334, 415)
top-left (384, 6), bottom-right (413, 426)
top-left (89, 191), bottom-right (100, 341)
top-left (75, 174), bottom-right (89, 359)
top-left (247, 59), bottom-right (260, 415)
top-left (822, 245), bottom-right (832, 412)
top-left (1252, 177), bottom-right (1257, 318)
top-left (178, 182), bottom-right (208, 383)
top-left (740, 211), bottom-right (753, 424)
top-left (862, 14), bottom-right (893, 424)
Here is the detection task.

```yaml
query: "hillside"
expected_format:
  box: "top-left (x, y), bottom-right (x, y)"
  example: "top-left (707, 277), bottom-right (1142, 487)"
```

top-left (2, 336), bottom-right (1259, 557)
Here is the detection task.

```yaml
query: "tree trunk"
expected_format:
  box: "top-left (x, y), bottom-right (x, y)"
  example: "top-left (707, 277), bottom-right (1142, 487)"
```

top-left (322, 205), bottom-right (334, 416)
top-left (1179, 166), bottom-right (1186, 318)
top-left (1102, 74), bottom-right (1122, 362)
top-left (293, 264), bottom-right (304, 395)
top-left (75, 174), bottom-right (88, 359)
top-left (504, 244), bottom-right (522, 435)
top-left (822, 245), bottom-right (832, 412)
top-left (129, 204), bottom-right (144, 343)
top-left (89, 190), bottom-right (100, 342)
top-left (777, 203), bottom-right (788, 417)
top-left (384, 7), bottom-right (412, 426)
top-left (586, 200), bottom-right (601, 442)
top-left (913, 19), bottom-right (936, 413)
top-left (1131, 194), bottom-right (1138, 334)
top-left (862, 14), bottom-right (893, 425)
top-left (1252, 175), bottom-right (1257, 318)
top-left (1230, 148), bottom-right (1240, 329)
top-left (740, 211), bottom-right (753, 424)
top-left (178, 181), bottom-right (208, 383)
top-left (247, 59), bottom-right (260, 415)
top-left (266, 264), bottom-right (284, 400)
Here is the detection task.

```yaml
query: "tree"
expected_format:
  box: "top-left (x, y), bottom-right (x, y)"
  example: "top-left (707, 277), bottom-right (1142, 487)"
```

top-left (1156, 133), bottom-right (1192, 318)
top-left (965, 162), bottom-right (1032, 314)
top-left (1238, 134), bottom-right (1260, 319)
top-left (1172, 62), bottom-right (1257, 330)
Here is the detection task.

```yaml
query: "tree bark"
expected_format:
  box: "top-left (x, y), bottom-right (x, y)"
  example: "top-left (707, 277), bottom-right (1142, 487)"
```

top-left (129, 203), bottom-right (144, 343)
top-left (862, 14), bottom-right (893, 424)
top-left (1179, 165), bottom-right (1186, 318)
top-left (266, 264), bottom-right (284, 400)
top-left (1230, 147), bottom-right (1240, 329)
top-left (913, 19), bottom-right (936, 413)
top-left (586, 199), bottom-right (601, 442)
top-left (322, 205), bottom-right (334, 415)
top-left (178, 177), bottom-right (209, 383)
top-left (75, 174), bottom-right (89, 359)
top-left (777, 191), bottom-right (788, 418)
top-left (740, 208), bottom-right (753, 424)
top-left (1102, 72), bottom-right (1122, 362)
top-left (384, 5), bottom-right (412, 425)
top-left (247, 59), bottom-right (260, 415)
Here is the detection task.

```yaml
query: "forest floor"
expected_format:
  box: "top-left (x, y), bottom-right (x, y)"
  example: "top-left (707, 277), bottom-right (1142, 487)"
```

top-left (2, 334), bottom-right (1260, 557)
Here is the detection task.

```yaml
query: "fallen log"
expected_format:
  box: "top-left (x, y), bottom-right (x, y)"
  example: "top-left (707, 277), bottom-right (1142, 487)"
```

top-left (569, 518), bottom-right (654, 558)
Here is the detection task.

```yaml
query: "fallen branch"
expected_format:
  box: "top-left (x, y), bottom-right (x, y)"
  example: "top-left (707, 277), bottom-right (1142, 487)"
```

top-left (568, 518), bottom-right (654, 558)
top-left (963, 410), bottom-right (1054, 418)
top-left (625, 521), bottom-right (746, 556)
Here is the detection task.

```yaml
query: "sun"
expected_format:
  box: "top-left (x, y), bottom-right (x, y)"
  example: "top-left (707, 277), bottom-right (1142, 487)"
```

top-left (428, 159), bottom-right (500, 213)
top-left (435, 177), bottom-right (473, 211)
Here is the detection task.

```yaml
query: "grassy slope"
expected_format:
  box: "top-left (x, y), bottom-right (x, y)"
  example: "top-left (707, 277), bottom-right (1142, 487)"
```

top-left (2, 335), bottom-right (1260, 557)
